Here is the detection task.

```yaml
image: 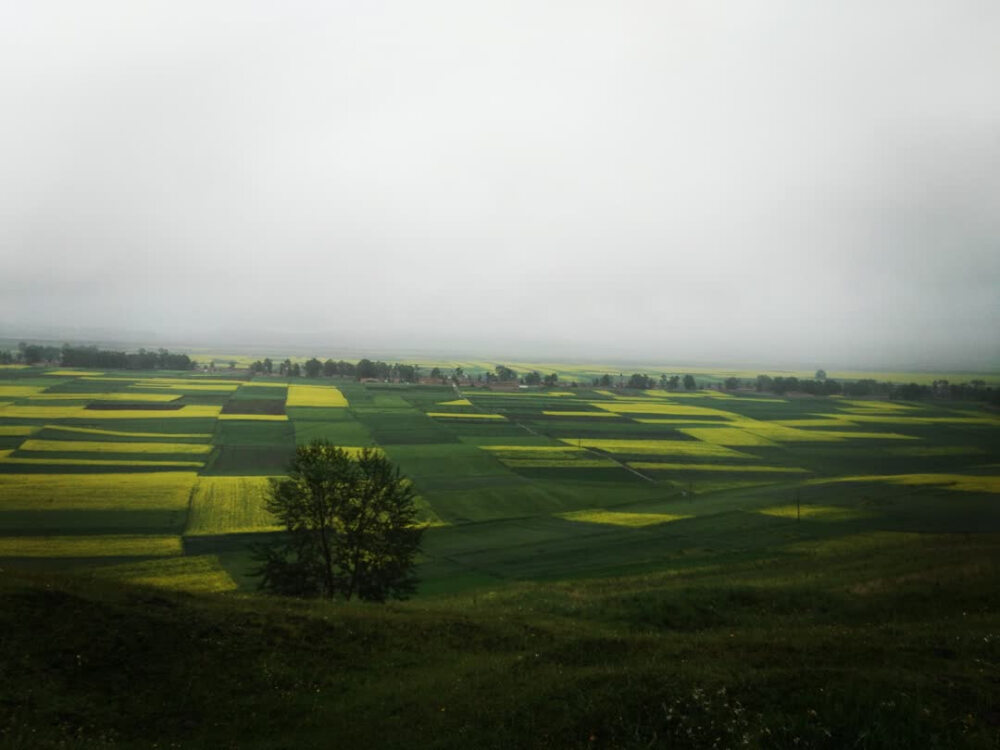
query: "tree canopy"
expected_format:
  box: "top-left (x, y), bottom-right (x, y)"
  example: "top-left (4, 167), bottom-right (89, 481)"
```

top-left (251, 442), bottom-right (424, 602)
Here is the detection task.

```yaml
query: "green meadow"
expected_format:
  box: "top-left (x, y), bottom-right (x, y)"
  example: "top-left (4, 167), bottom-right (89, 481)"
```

top-left (1, 365), bottom-right (998, 747)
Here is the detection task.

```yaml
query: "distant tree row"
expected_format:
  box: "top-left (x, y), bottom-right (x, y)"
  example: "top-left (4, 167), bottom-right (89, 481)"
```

top-left (522, 370), bottom-right (559, 387)
top-left (741, 374), bottom-right (997, 403)
top-left (5, 342), bottom-right (194, 370)
top-left (593, 373), bottom-right (697, 390)
top-left (583, 368), bottom-right (998, 404)
top-left (752, 375), bottom-right (844, 396)
top-left (249, 357), bottom-right (421, 383)
top-left (248, 359), bottom-right (576, 388)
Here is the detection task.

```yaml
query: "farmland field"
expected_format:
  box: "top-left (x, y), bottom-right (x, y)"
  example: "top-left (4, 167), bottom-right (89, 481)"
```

top-left (1, 364), bottom-right (999, 749)
top-left (0, 367), bottom-right (998, 596)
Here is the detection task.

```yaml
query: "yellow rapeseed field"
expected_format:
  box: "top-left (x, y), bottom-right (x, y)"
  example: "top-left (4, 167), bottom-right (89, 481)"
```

top-left (28, 392), bottom-right (181, 402)
top-left (0, 405), bottom-right (222, 419)
top-left (0, 534), bottom-right (182, 558)
top-left (757, 505), bottom-right (874, 521)
top-left (18, 439), bottom-right (212, 454)
top-left (0, 472), bottom-right (197, 511)
top-left (726, 420), bottom-right (848, 443)
top-left (286, 385), bottom-right (349, 407)
top-left (558, 510), bottom-right (692, 527)
top-left (560, 438), bottom-right (750, 458)
top-left (0, 426), bottom-right (37, 436)
top-left (44, 370), bottom-right (103, 377)
top-left (820, 413), bottom-right (999, 426)
top-left (633, 418), bottom-right (740, 425)
top-left (640, 390), bottom-right (735, 400)
top-left (130, 383), bottom-right (239, 392)
top-left (720, 396), bottom-right (789, 403)
top-left (593, 402), bottom-right (738, 418)
top-left (678, 428), bottom-right (778, 446)
top-left (184, 476), bottom-right (281, 535)
top-left (629, 462), bottom-right (808, 473)
top-left (0, 385), bottom-right (47, 398)
top-left (0, 405), bottom-right (100, 419)
top-left (0, 456), bottom-right (204, 467)
top-left (217, 414), bottom-right (289, 421)
top-left (425, 412), bottom-right (506, 420)
top-left (437, 398), bottom-right (472, 407)
top-left (43, 425), bottom-right (212, 439)
top-left (85, 377), bottom-right (245, 385)
top-left (773, 418), bottom-right (856, 427)
top-left (85, 405), bottom-right (223, 419)
top-left (730, 418), bottom-right (917, 442)
top-left (809, 473), bottom-right (1000, 493)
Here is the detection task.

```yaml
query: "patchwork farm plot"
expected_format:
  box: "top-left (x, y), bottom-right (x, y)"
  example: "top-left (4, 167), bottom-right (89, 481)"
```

top-left (0, 368), bottom-right (998, 594)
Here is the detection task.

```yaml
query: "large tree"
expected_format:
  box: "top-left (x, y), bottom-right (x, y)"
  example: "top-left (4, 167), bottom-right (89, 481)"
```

top-left (251, 442), bottom-right (424, 601)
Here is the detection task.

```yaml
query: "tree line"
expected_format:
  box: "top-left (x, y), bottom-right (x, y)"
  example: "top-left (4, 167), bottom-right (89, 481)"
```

top-left (2, 342), bottom-right (194, 370)
top-left (246, 356), bottom-right (998, 404)
top-left (593, 373), bottom-right (698, 390)
top-left (248, 359), bottom-right (570, 387)
top-left (249, 357), bottom-right (419, 382)
top-left (748, 374), bottom-right (997, 402)
top-left (592, 368), bottom-right (998, 404)
top-left (7, 342), bottom-right (994, 404)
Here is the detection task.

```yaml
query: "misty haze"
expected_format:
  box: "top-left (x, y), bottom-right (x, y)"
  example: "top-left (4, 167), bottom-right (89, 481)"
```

top-left (2, 1), bottom-right (998, 368)
top-left (0, 3), bottom-right (998, 749)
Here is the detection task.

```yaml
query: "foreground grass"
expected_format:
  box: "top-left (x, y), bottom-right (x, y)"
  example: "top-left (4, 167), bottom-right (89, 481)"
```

top-left (1, 533), bottom-right (998, 749)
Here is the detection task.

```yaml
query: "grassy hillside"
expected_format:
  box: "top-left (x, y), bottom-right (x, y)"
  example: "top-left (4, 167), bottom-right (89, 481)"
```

top-left (2, 530), bottom-right (998, 749)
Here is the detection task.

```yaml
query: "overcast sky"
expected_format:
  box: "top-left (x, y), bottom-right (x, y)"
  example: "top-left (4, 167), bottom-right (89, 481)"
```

top-left (1, 1), bottom-right (998, 368)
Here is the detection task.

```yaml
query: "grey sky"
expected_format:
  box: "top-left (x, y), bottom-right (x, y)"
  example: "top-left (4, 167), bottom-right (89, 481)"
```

top-left (1, 1), bottom-right (998, 368)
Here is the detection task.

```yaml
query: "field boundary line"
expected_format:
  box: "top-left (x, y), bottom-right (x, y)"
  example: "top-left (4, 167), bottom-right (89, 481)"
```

top-left (582, 446), bottom-right (654, 483)
top-left (182, 478), bottom-right (199, 536)
top-left (459, 386), bottom-right (654, 482)
top-left (457, 385), bottom-right (542, 436)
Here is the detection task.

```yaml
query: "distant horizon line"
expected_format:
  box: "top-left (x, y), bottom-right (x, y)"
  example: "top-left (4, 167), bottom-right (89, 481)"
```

top-left (2, 330), bottom-right (997, 377)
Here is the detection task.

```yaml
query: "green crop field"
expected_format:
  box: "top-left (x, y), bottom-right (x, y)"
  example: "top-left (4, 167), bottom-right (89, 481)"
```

top-left (0, 366), bottom-right (996, 597)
